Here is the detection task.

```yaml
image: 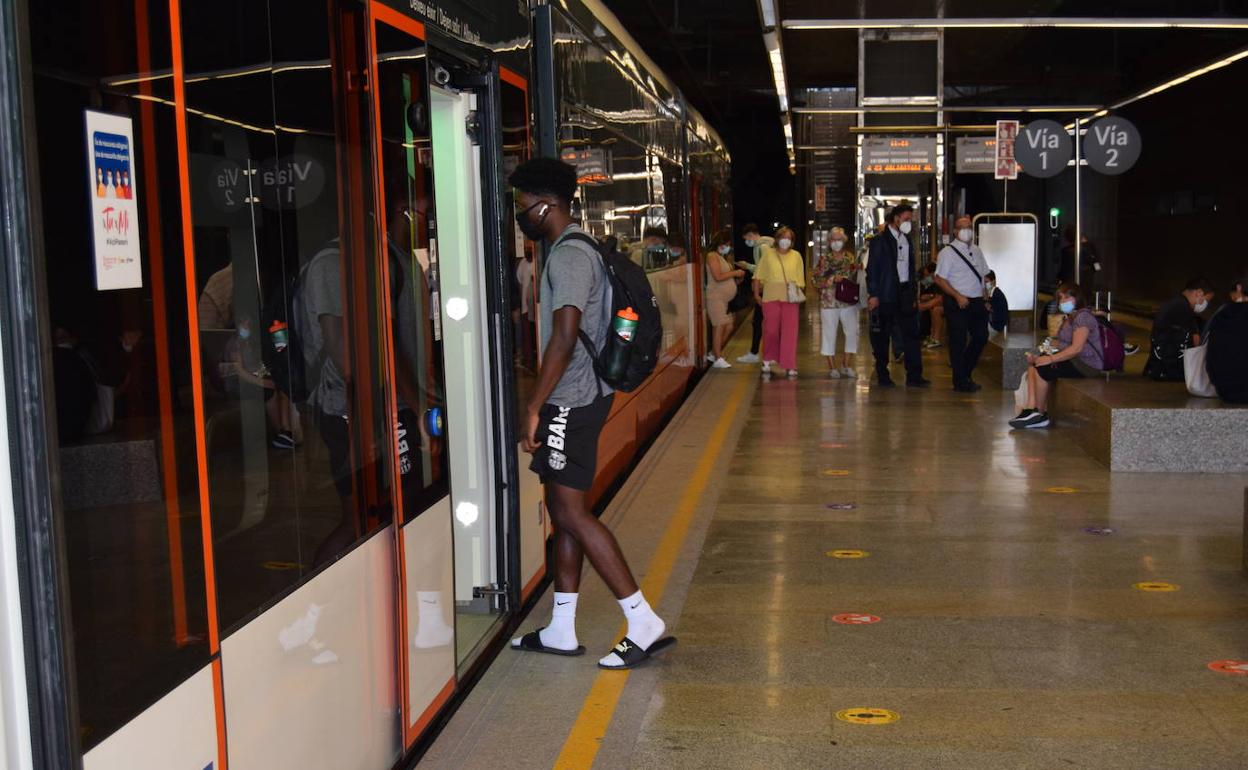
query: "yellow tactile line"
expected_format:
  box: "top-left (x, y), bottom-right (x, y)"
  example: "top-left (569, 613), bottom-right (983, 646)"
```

top-left (554, 374), bottom-right (753, 769)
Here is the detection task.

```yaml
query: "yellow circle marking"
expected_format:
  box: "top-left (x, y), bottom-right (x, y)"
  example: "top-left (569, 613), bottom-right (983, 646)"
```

top-left (823, 469), bottom-right (852, 477)
top-left (1046, 486), bottom-right (1078, 494)
top-left (1133, 581), bottom-right (1179, 592)
top-left (836, 707), bottom-right (899, 725)
top-left (827, 549), bottom-right (869, 559)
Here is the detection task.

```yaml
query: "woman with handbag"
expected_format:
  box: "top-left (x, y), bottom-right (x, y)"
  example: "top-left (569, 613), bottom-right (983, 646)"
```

top-left (753, 225), bottom-right (805, 378)
top-left (813, 227), bottom-right (860, 379)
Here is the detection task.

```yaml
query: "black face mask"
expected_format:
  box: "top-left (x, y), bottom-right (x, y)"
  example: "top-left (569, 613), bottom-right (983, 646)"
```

top-left (515, 201), bottom-right (551, 242)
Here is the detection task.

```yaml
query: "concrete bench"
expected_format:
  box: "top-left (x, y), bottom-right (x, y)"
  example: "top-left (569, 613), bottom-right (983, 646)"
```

top-left (1054, 378), bottom-right (1248, 473)
top-left (982, 331), bottom-right (1037, 390)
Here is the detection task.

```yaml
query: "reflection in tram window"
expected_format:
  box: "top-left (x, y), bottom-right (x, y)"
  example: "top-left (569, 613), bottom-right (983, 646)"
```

top-left (374, 26), bottom-right (451, 523)
top-left (31, 0), bottom-right (209, 750)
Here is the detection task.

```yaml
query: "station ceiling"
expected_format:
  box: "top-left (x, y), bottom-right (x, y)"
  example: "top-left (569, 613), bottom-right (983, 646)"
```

top-left (601, 0), bottom-right (1248, 172)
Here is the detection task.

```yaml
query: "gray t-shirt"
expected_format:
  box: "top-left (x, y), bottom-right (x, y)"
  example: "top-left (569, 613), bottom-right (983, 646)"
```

top-left (540, 225), bottom-right (613, 408)
top-left (298, 242), bottom-right (349, 417)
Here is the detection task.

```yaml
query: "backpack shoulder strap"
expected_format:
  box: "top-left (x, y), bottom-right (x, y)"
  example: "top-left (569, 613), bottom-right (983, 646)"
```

top-left (947, 243), bottom-right (982, 282)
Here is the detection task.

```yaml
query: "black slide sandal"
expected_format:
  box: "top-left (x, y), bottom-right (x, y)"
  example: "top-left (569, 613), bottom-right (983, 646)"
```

top-left (597, 635), bottom-right (678, 670)
top-left (510, 629), bottom-right (586, 657)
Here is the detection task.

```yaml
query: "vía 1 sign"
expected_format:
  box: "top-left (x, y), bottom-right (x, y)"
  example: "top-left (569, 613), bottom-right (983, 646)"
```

top-left (85, 110), bottom-right (143, 291)
top-left (1015, 119), bottom-right (1072, 179)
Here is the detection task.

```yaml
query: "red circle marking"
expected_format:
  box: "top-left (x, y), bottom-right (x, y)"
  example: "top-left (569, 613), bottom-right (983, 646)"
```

top-left (832, 613), bottom-right (881, 625)
top-left (821, 442), bottom-right (846, 449)
top-left (1021, 456), bottom-right (1045, 464)
top-left (1208, 660), bottom-right (1248, 676)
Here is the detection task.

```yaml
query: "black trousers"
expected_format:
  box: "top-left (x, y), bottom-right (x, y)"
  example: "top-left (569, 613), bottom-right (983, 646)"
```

top-left (944, 296), bottom-right (989, 386)
top-left (751, 302), bottom-right (764, 354)
top-left (869, 300), bottom-right (922, 381)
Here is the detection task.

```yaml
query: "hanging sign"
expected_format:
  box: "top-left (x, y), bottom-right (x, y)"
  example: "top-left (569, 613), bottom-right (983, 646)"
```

top-left (994, 120), bottom-right (1019, 180)
top-left (560, 147), bottom-right (610, 186)
top-left (1084, 116), bottom-right (1142, 175)
top-left (1016, 120), bottom-right (1073, 179)
top-left (86, 110), bottom-right (143, 290)
top-left (862, 137), bottom-right (936, 174)
top-left (955, 137), bottom-right (996, 174)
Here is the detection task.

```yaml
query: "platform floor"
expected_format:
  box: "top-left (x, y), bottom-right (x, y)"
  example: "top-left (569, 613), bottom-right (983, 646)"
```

top-left (421, 310), bottom-right (1248, 770)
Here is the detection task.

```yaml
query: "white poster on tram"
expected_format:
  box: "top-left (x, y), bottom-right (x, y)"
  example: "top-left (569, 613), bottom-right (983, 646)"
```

top-left (85, 110), bottom-right (143, 291)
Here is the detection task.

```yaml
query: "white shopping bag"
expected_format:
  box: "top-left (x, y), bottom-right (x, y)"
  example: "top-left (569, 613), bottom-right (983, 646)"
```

top-left (1013, 375), bottom-right (1029, 411)
top-left (1183, 345), bottom-right (1217, 398)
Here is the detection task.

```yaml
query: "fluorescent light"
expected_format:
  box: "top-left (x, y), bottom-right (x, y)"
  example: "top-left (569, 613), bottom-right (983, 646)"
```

top-left (783, 17), bottom-right (1248, 30)
top-left (758, 0), bottom-right (777, 28)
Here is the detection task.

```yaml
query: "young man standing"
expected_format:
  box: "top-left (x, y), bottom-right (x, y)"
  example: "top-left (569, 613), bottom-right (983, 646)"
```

top-left (735, 222), bottom-right (773, 364)
top-left (508, 158), bottom-right (672, 669)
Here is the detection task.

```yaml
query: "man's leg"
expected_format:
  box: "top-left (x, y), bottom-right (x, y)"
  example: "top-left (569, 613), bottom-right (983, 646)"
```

top-left (751, 303), bottom-right (764, 355)
top-left (945, 296), bottom-right (970, 385)
top-left (546, 482), bottom-right (635, 598)
top-left (869, 308), bottom-right (892, 382)
top-left (964, 302), bottom-right (990, 383)
top-left (900, 311), bottom-right (925, 382)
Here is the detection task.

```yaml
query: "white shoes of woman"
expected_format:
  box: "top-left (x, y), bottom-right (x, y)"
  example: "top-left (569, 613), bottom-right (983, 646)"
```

top-left (712, 357), bottom-right (732, 369)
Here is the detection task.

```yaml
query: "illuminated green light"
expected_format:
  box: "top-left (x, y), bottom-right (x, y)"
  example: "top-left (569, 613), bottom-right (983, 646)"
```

top-left (1049, 207), bottom-right (1061, 217)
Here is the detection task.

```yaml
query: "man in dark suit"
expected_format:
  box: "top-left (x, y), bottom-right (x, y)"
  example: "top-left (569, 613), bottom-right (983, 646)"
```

top-left (866, 204), bottom-right (929, 388)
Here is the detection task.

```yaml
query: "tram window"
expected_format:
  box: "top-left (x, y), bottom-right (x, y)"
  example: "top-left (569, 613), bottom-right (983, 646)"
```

top-left (29, 0), bottom-right (210, 750)
top-left (374, 23), bottom-right (451, 523)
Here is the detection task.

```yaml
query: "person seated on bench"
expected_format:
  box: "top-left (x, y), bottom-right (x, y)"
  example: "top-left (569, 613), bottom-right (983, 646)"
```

top-left (1145, 277), bottom-right (1213, 380)
top-left (1010, 282), bottom-right (1104, 430)
top-left (1205, 273), bottom-right (1248, 403)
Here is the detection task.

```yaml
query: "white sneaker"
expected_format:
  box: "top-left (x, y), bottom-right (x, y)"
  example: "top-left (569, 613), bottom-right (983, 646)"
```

top-left (787, 369), bottom-right (798, 379)
top-left (712, 357), bottom-right (732, 369)
top-left (737, 352), bottom-right (760, 364)
top-left (761, 361), bottom-right (771, 374)
top-left (827, 369), bottom-right (842, 379)
top-left (840, 367), bottom-right (857, 379)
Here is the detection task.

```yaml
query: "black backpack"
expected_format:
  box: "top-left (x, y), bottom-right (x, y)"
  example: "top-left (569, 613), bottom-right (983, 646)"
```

top-left (561, 232), bottom-right (661, 393)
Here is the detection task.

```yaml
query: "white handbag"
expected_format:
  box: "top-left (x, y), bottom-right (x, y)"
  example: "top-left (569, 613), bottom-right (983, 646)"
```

top-left (1183, 344), bottom-right (1217, 398)
top-left (777, 254), bottom-right (804, 304)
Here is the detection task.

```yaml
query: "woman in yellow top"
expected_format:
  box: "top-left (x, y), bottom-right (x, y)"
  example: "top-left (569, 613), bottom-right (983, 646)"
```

top-left (752, 225), bottom-right (805, 377)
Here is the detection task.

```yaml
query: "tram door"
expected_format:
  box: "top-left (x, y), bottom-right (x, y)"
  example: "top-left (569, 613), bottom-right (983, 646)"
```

top-left (369, 8), bottom-right (508, 745)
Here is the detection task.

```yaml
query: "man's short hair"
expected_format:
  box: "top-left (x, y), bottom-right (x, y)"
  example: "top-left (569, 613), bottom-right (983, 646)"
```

top-left (889, 203), bottom-right (914, 221)
top-left (508, 157), bottom-right (578, 204)
top-left (643, 226), bottom-right (668, 240)
top-left (1185, 277), bottom-right (1214, 293)
top-left (985, 270), bottom-right (997, 280)
top-left (1233, 273), bottom-right (1248, 294)
top-left (741, 222), bottom-right (760, 236)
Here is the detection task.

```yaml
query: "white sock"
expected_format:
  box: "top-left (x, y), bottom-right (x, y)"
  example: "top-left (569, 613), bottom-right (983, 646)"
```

top-left (599, 590), bottom-right (665, 667)
top-left (531, 592), bottom-right (578, 651)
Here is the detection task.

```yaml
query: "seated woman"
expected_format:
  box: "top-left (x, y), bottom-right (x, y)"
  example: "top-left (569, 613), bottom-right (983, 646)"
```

top-left (917, 263), bottom-right (945, 349)
top-left (1010, 282), bottom-right (1104, 430)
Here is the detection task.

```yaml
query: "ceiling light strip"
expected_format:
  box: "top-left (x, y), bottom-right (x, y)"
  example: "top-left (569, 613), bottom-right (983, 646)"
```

top-left (784, 17), bottom-right (1248, 30)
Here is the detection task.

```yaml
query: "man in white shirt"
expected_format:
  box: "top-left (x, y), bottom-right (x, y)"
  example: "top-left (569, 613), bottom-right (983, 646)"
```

top-left (934, 215), bottom-right (992, 392)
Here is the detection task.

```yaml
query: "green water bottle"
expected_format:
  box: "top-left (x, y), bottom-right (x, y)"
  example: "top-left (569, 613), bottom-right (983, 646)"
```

top-left (604, 307), bottom-right (639, 382)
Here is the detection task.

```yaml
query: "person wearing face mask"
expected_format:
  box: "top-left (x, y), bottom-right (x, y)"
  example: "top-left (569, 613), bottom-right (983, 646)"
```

top-left (1204, 274), bottom-right (1248, 403)
top-left (704, 230), bottom-right (747, 368)
top-left (753, 225), bottom-right (805, 378)
top-left (1145, 277), bottom-right (1214, 381)
top-left (1010, 283), bottom-right (1104, 429)
top-left (630, 225), bottom-right (669, 269)
top-left (934, 215), bottom-right (992, 392)
top-left (736, 222), bottom-right (774, 364)
top-left (916, 263), bottom-right (945, 348)
top-left (507, 158), bottom-right (672, 670)
top-left (813, 227), bottom-right (861, 379)
top-left (866, 203), bottom-right (928, 388)
top-left (985, 270), bottom-right (1010, 333)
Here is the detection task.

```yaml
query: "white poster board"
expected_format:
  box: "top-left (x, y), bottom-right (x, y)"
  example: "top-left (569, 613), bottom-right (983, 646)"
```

top-left (976, 222), bottom-right (1035, 312)
top-left (85, 110), bottom-right (143, 290)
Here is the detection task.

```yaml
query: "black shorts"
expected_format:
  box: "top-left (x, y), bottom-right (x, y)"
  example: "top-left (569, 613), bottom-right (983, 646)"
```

top-left (1036, 358), bottom-right (1098, 382)
top-left (529, 394), bottom-right (613, 491)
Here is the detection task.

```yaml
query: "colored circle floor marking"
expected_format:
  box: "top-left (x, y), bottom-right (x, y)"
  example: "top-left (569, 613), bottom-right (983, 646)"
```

top-left (827, 549), bottom-right (869, 559)
top-left (1083, 526), bottom-right (1116, 535)
top-left (1021, 456), bottom-right (1045, 464)
top-left (826, 502), bottom-right (857, 510)
top-left (823, 469), bottom-right (852, 477)
top-left (1046, 486), bottom-right (1078, 494)
top-left (832, 613), bottom-right (881, 625)
top-left (1207, 660), bottom-right (1248, 676)
top-left (262, 561), bottom-right (300, 571)
top-left (820, 442), bottom-right (847, 449)
top-left (836, 707), bottom-right (899, 725)
top-left (1133, 581), bottom-right (1179, 592)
